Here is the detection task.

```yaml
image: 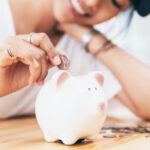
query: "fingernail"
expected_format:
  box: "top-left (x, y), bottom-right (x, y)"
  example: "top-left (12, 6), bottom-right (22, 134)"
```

top-left (38, 80), bottom-right (44, 86)
top-left (29, 81), bottom-right (35, 87)
top-left (33, 59), bottom-right (39, 67)
top-left (53, 56), bottom-right (61, 65)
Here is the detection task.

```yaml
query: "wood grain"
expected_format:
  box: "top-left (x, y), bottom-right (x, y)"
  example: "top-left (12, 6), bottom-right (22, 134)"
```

top-left (0, 116), bottom-right (150, 150)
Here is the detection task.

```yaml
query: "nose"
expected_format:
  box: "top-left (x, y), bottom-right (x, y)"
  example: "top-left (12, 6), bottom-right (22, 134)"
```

top-left (86, 0), bottom-right (101, 15)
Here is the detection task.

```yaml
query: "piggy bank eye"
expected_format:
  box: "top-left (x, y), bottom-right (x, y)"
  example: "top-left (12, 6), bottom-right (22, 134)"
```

top-left (88, 88), bottom-right (91, 91)
top-left (95, 87), bottom-right (98, 90)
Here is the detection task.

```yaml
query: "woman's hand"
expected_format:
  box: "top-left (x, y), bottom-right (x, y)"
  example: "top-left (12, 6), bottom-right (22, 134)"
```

top-left (0, 33), bottom-right (61, 97)
top-left (57, 23), bottom-right (108, 55)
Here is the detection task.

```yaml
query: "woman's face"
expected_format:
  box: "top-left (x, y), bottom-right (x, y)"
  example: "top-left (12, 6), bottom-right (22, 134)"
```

top-left (52, 0), bottom-right (131, 25)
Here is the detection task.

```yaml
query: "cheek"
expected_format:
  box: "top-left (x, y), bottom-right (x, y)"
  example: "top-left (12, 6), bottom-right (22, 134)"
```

top-left (53, 0), bottom-right (75, 23)
top-left (76, 2), bottom-right (121, 25)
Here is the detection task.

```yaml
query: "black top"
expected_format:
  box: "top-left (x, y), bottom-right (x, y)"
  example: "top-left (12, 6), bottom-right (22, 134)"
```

top-left (130, 0), bottom-right (150, 16)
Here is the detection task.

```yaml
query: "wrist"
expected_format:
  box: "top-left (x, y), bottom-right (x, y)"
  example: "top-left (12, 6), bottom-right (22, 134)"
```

top-left (87, 33), bottom-right (108, 54)
top-left (97, 44), bottom-right (119, 65)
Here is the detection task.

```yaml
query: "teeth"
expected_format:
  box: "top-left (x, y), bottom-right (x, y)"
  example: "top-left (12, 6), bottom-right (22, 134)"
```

top-left (71, 0), bottom-right (86, 15)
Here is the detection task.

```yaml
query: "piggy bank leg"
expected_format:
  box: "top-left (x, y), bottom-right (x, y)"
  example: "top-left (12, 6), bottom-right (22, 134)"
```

top-left (44, 133), bottom-right (58, 143)
top-left (62, 136), bottom-right (78, 145)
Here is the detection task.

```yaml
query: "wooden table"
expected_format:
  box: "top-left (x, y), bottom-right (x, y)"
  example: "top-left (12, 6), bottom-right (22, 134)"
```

top-left (0, 116), bottom-right (150, 150)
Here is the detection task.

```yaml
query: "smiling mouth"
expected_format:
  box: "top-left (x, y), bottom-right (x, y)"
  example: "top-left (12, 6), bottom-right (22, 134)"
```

top-left (69, 0), bottom-right (89, 17)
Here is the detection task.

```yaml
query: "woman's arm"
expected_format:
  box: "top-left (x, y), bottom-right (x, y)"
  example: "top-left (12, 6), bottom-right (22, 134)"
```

top-left (97, 44), bottom-right (150, 119)
top-left (58, 23), bottom-right (150, 119)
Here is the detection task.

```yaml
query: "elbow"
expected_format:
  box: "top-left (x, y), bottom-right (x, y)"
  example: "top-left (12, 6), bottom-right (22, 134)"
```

top-left (135, 111), bottom-right (150, 120)
top-left (133, 98), bottom-right (150, 120)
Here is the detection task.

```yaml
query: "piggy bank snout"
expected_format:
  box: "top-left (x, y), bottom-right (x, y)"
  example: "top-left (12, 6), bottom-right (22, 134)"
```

top-left (99, 102), bottom-right (106, 112)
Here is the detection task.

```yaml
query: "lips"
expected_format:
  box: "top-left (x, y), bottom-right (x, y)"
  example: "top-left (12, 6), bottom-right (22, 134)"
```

top-left (69, 0), bottom-right (87, 16)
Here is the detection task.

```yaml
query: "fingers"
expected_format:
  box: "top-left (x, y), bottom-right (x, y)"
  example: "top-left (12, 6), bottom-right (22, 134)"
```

top-left (0, 37), bottom-right (18, 67)
top-left (37, 54), bottom-right (48, 85)
top-left (1, 36), bottom-right (51, 86)
top-left (25, 57), bottom-right (41, 86)
top-left (18, 33), bottom-right (61, 66)
top-left (21, 47), bottom-right (49, 86)
top-left (0, 33), bottom-right (69, 87)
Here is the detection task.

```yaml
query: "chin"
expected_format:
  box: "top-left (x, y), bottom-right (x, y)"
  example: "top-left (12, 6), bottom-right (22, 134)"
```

top-left (54, 13), bottom-right (75, 23)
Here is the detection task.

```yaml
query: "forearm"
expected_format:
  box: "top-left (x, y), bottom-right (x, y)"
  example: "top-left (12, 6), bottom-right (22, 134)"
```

top-left (95, 45), bottom-right (150, 117)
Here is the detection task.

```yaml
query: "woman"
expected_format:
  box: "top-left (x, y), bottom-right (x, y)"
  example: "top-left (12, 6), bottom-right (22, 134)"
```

top-left (0, 0), bottom-right (150, 119)
top-left (0, 0), bottom-right (131, 96)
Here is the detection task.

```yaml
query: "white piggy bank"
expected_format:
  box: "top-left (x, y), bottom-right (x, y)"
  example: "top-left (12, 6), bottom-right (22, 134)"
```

top-left (35, 71), bottom-right (107, 145)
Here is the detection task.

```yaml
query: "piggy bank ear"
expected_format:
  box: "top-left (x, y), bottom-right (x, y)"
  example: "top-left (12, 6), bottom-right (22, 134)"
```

top-left (52, 70), bottom-right (71, 88)
top-left (89, 71), bottom-right (104, 86)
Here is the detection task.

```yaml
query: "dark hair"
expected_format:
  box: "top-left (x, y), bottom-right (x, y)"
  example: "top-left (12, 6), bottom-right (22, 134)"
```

top-left (130, 0), bottom-right (150, 16)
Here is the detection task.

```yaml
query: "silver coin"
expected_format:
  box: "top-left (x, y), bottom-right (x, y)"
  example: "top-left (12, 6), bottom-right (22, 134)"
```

top-left (103, 134), bottom-right (116, 138)
top-left (58, 55), bottom-right (70, 70)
